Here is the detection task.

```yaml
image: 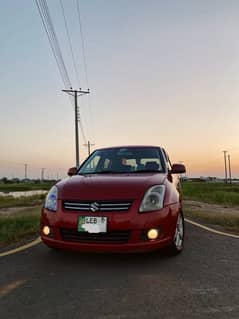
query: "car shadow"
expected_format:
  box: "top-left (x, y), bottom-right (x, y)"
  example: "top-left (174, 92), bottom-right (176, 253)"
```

top-left (44, 246), bottom-right (182, 268)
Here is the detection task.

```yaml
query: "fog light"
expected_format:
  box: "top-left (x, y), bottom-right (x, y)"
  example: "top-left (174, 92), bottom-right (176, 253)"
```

top-left (42, 226), bottom-right (50, 236)
top-left (147, 229), bottom-right (159, 240)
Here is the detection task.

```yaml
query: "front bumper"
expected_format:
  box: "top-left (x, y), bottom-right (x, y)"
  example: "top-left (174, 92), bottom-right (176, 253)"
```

top-left (41, 203), bottom-right (179, 253)
top-left (41, 235), bottom-right (173, 253)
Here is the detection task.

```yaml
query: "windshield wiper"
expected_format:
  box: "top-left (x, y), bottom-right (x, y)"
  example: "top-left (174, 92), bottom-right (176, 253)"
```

top-left (131, 170), bottom-right (161, 173)
top-left (95, 170), bottom-right (129, 174)
top-left (79, 170), bottom-right (162, 175)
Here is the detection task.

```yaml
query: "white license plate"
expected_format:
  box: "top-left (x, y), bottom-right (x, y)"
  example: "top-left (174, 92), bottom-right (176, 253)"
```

top-left (78, 216), bottom-right (107, 233)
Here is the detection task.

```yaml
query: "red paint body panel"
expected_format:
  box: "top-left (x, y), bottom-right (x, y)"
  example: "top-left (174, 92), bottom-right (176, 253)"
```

top-left (41, 146), bottom-right (185, 253)
top-left (57, 173), bottom-right (166, 200)
top-left (41, 203), bottom-right (179, 252)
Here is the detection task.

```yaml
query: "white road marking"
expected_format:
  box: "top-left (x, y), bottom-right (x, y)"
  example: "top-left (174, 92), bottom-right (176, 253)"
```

top-left (185, 218), bottom-right (239, 239)
top-left (0, 237), bottom-right (42, 258)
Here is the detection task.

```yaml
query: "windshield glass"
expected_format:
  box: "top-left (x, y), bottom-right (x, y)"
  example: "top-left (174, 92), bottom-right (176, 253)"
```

top-left (78, 147), bottom-right (165, 174)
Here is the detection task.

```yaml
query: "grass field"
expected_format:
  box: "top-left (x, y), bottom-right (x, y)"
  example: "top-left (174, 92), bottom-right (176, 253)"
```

top-left (182, 181), bottom-right (239, 207)
top-left (0, 208), bottom-right (40, 247)
top-left (0, 194), bottom-right (45, 209)
top-left (0, 183), bottom-right (47, 246)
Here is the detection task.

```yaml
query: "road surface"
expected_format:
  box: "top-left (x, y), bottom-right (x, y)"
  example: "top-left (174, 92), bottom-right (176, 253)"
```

top-left (0, 223), bottom-right (239, 319)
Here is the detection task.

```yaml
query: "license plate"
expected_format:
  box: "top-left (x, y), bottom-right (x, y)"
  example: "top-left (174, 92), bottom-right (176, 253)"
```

top-left (78, 216), bottom-right (107, 233)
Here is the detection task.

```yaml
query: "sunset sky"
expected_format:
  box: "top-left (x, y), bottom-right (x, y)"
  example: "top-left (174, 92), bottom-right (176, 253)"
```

top-left (0, 0), bottom-right (239, 179)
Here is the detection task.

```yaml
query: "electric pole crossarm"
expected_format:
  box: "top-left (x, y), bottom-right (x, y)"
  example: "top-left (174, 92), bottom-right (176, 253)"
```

top-left (62, 89), bottom-right (90, 95)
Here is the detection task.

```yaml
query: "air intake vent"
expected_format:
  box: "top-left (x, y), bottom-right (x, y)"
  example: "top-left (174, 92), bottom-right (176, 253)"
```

top-left (60, 228), bottom-right (131, 244)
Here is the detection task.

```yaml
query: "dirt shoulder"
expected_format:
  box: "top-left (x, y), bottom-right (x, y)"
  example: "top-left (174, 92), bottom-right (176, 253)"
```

top-left (0, 205), bottom-right (42, 216)
top-left (184, 200), bottom-right (239, 215)
top-left (184, 200), bottom-right (239, 235)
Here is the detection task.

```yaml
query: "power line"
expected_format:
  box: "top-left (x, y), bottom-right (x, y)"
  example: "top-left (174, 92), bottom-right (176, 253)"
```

top-left (76, 0), bottom-right (89, 88)
top-left (84, 141), bottom-right (95, 156)
top-left (36, 0), bottom-right (90, 154)
top-left (76, 0), bottom-right (95, 143)
top-left (60, 0), bottom-right (81, 87)
top-left (42, 0), bottom-right (72, 88)
top-left (35, 0), bottom-right (68, 87)
top-left (79, 116), bottom-right (87, 145)
top-left (35, 0), bottom-right (71, 88)
top-left (87, 94), bottom-right (95, 143)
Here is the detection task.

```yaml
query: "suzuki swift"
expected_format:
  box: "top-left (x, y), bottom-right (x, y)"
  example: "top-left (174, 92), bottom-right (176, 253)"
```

top-left (41, 146), bottom-right (186, 254)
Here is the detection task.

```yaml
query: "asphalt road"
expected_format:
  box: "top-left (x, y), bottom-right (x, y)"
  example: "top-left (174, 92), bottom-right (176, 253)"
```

top-left (0, 223), bottom-right (239, 319)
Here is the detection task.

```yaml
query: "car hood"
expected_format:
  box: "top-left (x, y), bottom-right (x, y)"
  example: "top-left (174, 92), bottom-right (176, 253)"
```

top-left (57, 173), bottom-right (167, 200)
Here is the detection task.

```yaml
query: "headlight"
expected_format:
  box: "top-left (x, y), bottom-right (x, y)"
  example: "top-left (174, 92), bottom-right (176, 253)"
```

top-left (139, 185), bottom-right (166, 212)
top-left (44, 186), bottom-right (58, 212)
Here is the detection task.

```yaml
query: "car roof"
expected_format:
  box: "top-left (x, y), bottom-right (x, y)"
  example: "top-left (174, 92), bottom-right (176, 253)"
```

top-left (94, 145), bottom-right (163, 152)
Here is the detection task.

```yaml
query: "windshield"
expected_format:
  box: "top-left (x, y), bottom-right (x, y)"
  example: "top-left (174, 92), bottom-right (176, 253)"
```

top-left (78, 147), bottom-right (165, 174)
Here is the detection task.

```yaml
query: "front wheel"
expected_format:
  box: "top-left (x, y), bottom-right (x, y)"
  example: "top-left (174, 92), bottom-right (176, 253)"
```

top-left (168, 211), bottom-right (185, 255)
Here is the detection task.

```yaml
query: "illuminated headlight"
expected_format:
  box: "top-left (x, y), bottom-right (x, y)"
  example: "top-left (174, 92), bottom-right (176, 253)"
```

top-left (139, 185), bottom-right (166, 212)
top-left (44, 186), bottom-right (58, 212)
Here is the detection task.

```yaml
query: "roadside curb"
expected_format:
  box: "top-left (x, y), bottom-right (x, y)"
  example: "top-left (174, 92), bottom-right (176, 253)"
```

top-left (0, 237), bottom-right (42, 258)
top-left (185, 218), bottom-right (239, 239)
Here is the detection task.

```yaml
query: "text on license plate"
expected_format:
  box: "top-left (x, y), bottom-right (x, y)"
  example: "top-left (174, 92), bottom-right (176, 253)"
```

top-left (78, 216), bottom-right (107, 233)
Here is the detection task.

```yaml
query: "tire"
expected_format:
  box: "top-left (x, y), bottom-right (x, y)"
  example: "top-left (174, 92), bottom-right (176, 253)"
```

top-left (167, 210), bottom-right (185, 255)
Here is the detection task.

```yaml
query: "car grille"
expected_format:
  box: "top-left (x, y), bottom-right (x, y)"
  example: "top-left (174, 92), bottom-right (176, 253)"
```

top-left (63, 200), bottom-right (132, 212)
top-left (60, 228), bottom-right (131, 244)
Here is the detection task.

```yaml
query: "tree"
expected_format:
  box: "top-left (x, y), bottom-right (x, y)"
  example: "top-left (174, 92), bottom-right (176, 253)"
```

top-left (0, 177), bottom-right (8, 184)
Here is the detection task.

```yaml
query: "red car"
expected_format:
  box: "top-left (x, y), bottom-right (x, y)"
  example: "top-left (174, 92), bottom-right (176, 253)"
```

top-left (41, 146), bottom-right (186, 254)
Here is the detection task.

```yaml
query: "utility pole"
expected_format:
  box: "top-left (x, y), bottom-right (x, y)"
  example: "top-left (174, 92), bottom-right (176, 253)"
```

top-left (62, 88), bottom-right (90, 168)
top-left (24, 164), bottom-right (28, 180)
top-left (84, 141), bottom-right (95, 156)
top-left (222, 150), bottom-right (228, 183)
top-left (227, 154), bottom-right (232, 184)
top-left (41, 168), bottom-right (46, 181)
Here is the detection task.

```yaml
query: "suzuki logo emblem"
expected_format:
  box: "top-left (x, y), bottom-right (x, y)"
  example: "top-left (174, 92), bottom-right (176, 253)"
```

top-left (90, 202), bottom-right (100, 212)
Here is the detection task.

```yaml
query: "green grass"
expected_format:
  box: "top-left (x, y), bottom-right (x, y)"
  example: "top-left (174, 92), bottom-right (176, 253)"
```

top-left (182, 181), bottom-right (239, 206)
top-left (0, 194), bottom-right (45, 209)
top-left (184, 209), bottom-right (239, 235)
top-left (0, 209), bottom-right (40, 247)
top-left (0, 182), bottom-right (54, 192)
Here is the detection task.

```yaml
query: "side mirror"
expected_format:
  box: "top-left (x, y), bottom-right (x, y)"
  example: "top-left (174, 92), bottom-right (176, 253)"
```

top-left (171, 163), bottom-right (186, 174)
top-left (67, 167), bottom-right (77, 176)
